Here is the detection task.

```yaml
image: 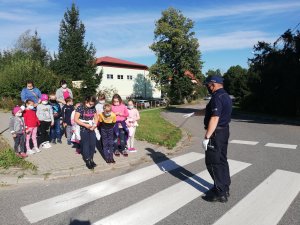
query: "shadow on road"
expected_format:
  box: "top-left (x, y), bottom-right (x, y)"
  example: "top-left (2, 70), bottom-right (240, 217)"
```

top-left (145, 148), bottom-right (212, 192)
top-left (165, 106), bottom-right (300, 126)
top-left (165, 107), bottom-right (205, 116)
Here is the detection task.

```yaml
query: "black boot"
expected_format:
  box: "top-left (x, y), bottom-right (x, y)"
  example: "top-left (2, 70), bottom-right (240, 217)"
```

top-left (91, 158), bottom-right (97, 167)
top-left (86, 159), bottom-right (94, 169)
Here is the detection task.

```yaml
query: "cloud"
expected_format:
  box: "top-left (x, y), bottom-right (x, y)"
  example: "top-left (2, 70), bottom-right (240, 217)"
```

top-left (188, 1), bottom-right (300, 20)
top-left (97, 42), bottom-right (153, 58)
top-left (199, 31), bottom-right (275, 51)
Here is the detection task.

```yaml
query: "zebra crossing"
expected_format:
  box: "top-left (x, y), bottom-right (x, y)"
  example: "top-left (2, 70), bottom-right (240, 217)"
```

top-left (230, 139), bottom-right (298, 149)
top-left (20, 152), bottom-right (300, 225)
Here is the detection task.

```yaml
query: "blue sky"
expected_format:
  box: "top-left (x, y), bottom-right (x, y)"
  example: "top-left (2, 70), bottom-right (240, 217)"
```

top-left (0, 0), bottom-right (299, 74)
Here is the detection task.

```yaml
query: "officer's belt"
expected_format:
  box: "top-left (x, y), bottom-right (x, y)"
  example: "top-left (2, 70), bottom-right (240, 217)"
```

top-left (216, 126), bottom-right (229, 130)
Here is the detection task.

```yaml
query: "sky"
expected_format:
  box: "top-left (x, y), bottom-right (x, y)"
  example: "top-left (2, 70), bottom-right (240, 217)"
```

top-left (0, 0), bottom-right (299, 74)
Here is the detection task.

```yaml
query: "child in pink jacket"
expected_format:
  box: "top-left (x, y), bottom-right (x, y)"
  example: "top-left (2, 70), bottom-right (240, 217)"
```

top-left (111, 94), bottom-right (129, 156)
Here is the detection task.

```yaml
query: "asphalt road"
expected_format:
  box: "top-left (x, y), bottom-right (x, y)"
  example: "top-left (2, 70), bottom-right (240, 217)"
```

top-left (0, 104), bottom-right (299, 225)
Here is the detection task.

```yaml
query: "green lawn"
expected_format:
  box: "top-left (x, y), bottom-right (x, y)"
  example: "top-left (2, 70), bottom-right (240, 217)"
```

top-left (135, 108), bottom-right (182, 149)
top-left (0, 135), bottom-right (36, 170)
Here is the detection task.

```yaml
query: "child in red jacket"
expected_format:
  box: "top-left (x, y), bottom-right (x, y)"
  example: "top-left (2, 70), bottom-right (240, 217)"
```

top-left (23, 99), bottom-right (41, 154)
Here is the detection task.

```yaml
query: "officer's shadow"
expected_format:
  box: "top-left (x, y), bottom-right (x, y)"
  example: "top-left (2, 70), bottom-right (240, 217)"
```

top-left (145, 148), bottom-right (213, 192)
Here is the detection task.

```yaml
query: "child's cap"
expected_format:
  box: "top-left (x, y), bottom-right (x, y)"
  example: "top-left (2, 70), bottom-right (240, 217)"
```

top-left (12, 106), bottom-right (21, 115)
top-left (41, 94), bottom-right (48, 101)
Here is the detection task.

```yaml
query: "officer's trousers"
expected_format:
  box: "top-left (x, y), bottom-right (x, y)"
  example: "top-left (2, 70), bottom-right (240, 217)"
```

top-left (205, 126), bottom-right (231, 196)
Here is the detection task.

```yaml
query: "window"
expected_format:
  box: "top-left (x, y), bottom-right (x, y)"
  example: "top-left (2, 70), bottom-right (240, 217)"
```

top-left (107, 74), bottom-right (113, 79)
top-left (117, 75), bottom-right (124, 79)
top-left (127, 75), bottom-right (133, 80)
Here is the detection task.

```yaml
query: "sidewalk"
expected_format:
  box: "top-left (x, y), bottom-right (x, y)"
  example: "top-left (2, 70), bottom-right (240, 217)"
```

top-left (0, 111), bottom-right (189, 186)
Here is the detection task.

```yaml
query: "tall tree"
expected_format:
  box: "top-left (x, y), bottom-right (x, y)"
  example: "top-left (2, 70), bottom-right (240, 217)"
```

top-left (51, 3), bottom-right (101, 98)
top-left (223, 65), bottom-right (249, 102)
top-left (150, 7), bottom-right (203, 104)
top-left (205, 69), bottom-right (222, 77)
top-left (244, 29), bottom-right (300, 116)
top-left (14, 30), bottom-right (50, 66)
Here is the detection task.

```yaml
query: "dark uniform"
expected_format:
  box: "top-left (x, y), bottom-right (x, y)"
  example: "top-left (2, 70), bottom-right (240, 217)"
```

top-left (204, 88), bottom-right (232, 197)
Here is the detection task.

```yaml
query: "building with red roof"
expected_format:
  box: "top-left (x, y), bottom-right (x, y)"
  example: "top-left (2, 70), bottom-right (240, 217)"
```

top-left (95, 56), bottom-right (161, 99)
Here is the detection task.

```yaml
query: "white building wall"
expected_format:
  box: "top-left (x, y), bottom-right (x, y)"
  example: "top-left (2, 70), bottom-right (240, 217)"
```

top-left (95, 66), bottom-right (161, 99)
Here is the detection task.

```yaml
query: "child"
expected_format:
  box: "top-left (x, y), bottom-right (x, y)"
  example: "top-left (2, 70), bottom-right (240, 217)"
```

top-left (126, 100), bottom-right (140, 152)
top-left (62, 97), bottom-right (74, 145)
top-left (98, 103), bottom-right (116, 163)
top-left (111, 94), bottom-right (129, 156)
top-left (71, 103), bottom-right (81, 154)
top-left (74, 96), bottom-right (98, 169)
top-left (23, 100), bottom-right (40, 154)
top-left (95, 93), bottom-right (106, 115)
top-left (49, 94), bottom-right (62, 144)
top-left (36, 94), bottom-right (53, 149)
top-left (9, 106), bottom-right (27, 158)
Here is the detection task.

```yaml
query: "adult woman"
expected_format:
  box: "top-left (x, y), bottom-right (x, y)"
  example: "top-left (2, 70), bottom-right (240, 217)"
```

top-left (74, 96), bottom-right (98, 169)
top-left (20, 80), bottom-right (42, 107)
top-left (55, 79), bottom-right (73, 106)
top-left (111, 94), bottom-right (129, 156)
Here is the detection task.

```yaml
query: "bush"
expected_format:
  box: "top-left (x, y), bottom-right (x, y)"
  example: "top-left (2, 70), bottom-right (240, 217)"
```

top-left (0, 56), bottom-right (60, 104)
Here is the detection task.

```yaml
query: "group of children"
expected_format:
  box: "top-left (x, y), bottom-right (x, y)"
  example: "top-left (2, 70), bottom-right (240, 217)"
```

top-left (72, 93), bottom-right (140, 169)
top-left (9, 93), bottom-right (75, 157)
top-left (9, 92), bottom-right (140, 167)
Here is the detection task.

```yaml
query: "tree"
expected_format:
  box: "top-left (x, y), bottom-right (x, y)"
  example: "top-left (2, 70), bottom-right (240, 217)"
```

top-left (223, 65), bottom-right (249, 102)
top-left (150, 7), bottom-right (203, 104)
top-left (51, 3), bottom-right (101, 98)
top-left (14, 30), bottom-right (51, 66)
top-left (0, 56), bottom-right (59, 108)
top-left (244, 29), bottom-right (300, 116)
top-left (205, 69), bottom-right (222, 78)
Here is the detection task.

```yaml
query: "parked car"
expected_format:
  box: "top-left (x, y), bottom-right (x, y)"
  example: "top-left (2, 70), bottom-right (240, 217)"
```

top-left (149, 98), bottom-right (168, 106)
top-left (203, 95), bottom-right (211, 100)
top-left (135, 100), bottom-right (150, 108)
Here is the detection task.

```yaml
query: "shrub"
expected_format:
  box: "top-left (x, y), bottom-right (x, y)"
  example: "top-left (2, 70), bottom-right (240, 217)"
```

top-left (0, 56), bottom-right (60, 104)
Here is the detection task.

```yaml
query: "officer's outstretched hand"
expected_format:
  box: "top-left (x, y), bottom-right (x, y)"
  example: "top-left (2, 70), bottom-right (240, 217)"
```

top-left (202, 139), bottom-right (209, 151)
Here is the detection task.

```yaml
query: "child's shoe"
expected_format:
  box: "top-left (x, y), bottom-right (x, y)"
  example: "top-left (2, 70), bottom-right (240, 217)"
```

top-left (122, 150), bottom-right (128, 157)
top-left (42, 142), bottom-right (52, 149)
top-left (128, 148), bottom-right (137, 152)
top-left (33, 147), bottom-right (41, 153)
top-left (114, 150), bottom-right (120, 156)
top-left (57, 139), bottom-right (62, 144)
top-left (51, 139), bottom-right (57, 144)
top-left (27, 149), bottom-right (36, 155)
top-left (67, 140), bottom-right (72, 145)
top-left (20, 152), bottom-right (28, 158)
top-left (15, 153), bottom-right (22, 158)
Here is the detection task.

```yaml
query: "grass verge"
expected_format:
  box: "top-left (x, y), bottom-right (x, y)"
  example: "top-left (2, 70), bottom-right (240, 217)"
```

top-left (136, 108), bottom-right (182, 149)
top-left (0, 135), bottom-right (37, 170)
top-left (0, 148), bottom-right (37, 170)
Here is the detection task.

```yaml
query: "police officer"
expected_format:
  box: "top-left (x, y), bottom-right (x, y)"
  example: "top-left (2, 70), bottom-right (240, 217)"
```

top-left (202, 75), bottom-right (232, 203)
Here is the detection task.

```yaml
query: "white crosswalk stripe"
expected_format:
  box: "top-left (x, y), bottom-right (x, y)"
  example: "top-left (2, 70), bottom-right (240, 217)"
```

top-left (20, 152), bottom-right (300, 225)
top-left (230, 140), bottom-right (259, 145)
top-left (265, 143), bottom-right (297, 149)
top-left (93, 159), bottom-right (251, 225)
top-left (213, 169), bottom-right (300, 225)
top-left (21, 152), bottom-right (204, 223)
